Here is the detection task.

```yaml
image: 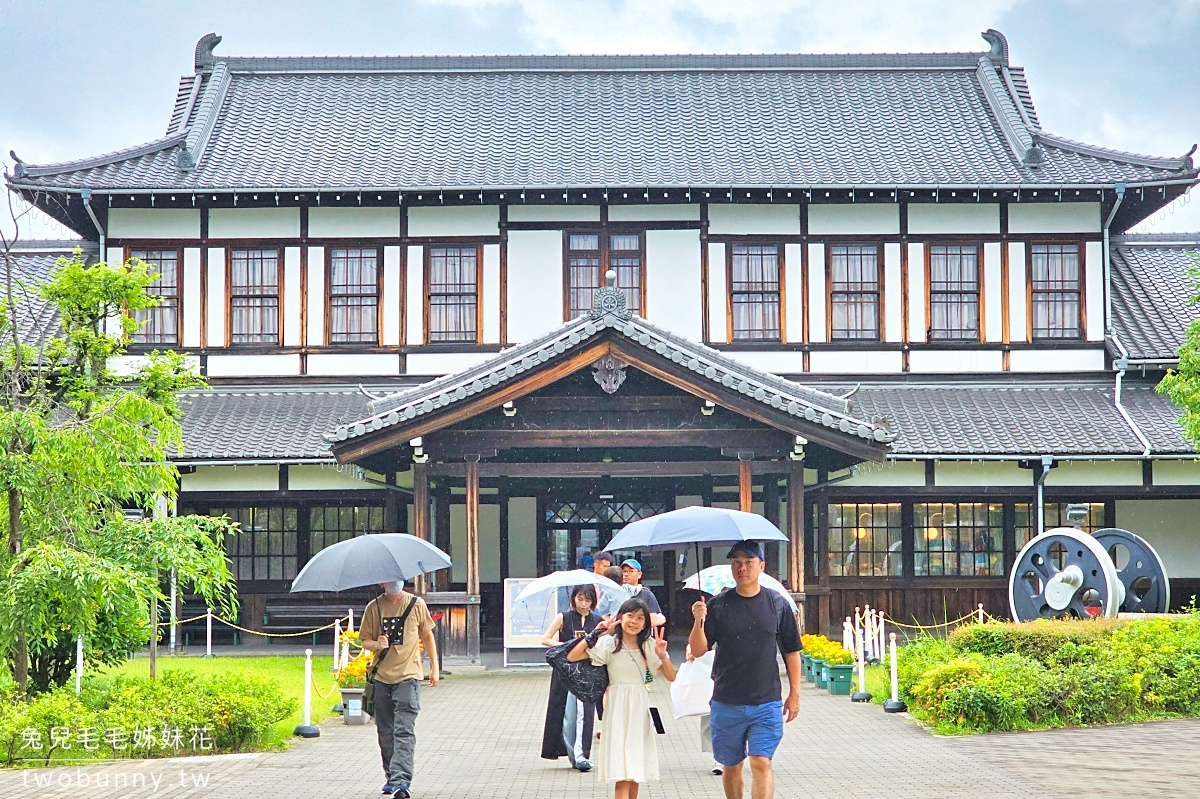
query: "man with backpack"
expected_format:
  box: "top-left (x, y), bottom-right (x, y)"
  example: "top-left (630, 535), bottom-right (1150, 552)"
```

top-left (688, 542), bottom-right (801, 799)
top-left (359, 581), bottom-right (440, 799)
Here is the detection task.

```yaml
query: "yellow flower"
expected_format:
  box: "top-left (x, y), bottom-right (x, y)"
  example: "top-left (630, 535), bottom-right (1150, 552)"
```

top-left (336, 651), bottom-right (374, 688)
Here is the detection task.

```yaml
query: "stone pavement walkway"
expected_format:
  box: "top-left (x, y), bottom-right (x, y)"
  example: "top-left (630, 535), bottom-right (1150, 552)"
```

top-left (1, 668), bottom-right (1197, 798)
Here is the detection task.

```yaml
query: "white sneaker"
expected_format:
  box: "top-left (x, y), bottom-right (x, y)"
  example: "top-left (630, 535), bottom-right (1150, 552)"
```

top-left (711, 762), bottom-right (723, 775)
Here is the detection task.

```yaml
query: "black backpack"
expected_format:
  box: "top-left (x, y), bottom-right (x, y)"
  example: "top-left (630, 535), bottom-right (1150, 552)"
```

top-left (545, 637), bottom-right (609, 706)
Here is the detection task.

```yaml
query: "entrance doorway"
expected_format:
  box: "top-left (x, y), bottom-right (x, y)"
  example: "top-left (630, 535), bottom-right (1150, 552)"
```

top-left (541, 499), bottom-right (670, 574)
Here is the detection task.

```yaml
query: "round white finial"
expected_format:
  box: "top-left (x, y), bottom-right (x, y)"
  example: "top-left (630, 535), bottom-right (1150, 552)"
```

top-left (605, 269), bottom-right (617, 287)
top-left (305, 648), bottom-right (312, 656)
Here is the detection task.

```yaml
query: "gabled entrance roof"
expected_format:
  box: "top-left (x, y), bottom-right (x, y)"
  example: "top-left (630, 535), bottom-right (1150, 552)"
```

top-left (327, 277), bottom-right (894, 467)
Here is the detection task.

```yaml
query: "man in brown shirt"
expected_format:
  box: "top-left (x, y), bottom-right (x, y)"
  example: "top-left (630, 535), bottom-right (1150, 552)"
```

top-left (359, 581), bottom-right (439, 799)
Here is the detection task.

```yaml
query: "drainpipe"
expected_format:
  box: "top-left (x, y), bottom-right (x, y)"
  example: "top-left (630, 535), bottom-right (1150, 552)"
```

top-left (1103, 183), bottom-right (1126, 333)
top-left (80, 188), bottom-right (105, 258)
top-left (1035, 454), bottom-right (1053, 537)
top-left (1110, 333), bottom-right (1153, 457)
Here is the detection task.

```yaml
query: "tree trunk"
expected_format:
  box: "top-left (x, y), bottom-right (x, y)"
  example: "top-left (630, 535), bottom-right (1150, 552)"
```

top-left (8, 486), bottom-right (27, 696)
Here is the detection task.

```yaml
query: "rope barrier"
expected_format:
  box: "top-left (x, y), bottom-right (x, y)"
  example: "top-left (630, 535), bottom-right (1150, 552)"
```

top-left (154, 614), bottom-right (350, 639)
top-left (311, 675), bottom-right (340, 700)
top-left (879, 611), bottom-right (980, 631)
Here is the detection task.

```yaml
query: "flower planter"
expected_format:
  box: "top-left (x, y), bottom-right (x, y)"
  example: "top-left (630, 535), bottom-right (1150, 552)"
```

top-left (801, 654), bottom-right (814, 683)
top-left (826, 664), bottom-right (855, 696)
top-left (812, 660), bottom-right (828, 689)
top-left (339, 687), bottom-right (368, 725)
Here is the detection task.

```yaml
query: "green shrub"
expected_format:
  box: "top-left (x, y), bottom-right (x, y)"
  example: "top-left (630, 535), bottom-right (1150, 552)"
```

top-left (949, 618), bottom-right (1124, 663)
top-left (896, 635), bottom-right (954, 702)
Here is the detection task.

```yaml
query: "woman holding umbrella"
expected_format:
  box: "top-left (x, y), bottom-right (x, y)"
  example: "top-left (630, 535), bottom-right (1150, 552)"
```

top-left (540, 584), bottom-right (602, 772)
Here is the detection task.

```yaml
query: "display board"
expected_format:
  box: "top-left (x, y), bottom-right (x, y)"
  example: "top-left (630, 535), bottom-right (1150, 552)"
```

top-left (503, 577), bottom-right (558, 666)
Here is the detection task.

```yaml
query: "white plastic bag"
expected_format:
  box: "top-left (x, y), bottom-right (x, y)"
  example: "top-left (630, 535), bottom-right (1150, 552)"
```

top-left (670, 650), bottom-right (715, 719)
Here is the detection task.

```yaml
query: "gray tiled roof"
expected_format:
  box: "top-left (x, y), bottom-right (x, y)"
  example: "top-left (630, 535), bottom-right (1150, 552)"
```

top-left (1120, 383), bottom-right (1192, 454)
top-left (1110, 234), bottom-right (1200, 361)
top-left (10, 35), bottom-right (1194, 193)
top-left (1, 241), bottom-right (96, 348)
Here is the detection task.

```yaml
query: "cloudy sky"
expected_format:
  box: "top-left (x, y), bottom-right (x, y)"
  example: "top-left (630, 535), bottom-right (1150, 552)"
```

top-left (3, 0), bottom-right (1200, 237)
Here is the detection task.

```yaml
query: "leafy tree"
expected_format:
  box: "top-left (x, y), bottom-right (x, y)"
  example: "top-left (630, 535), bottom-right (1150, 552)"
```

top-left (1157, 253), bottom-right (1200, 446)
top-left (0, 184), bottom-right (237, 694)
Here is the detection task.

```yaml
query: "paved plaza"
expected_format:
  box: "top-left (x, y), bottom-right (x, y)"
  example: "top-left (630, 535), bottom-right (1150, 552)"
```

top-left (1, 666), bottom-right (1197, 799)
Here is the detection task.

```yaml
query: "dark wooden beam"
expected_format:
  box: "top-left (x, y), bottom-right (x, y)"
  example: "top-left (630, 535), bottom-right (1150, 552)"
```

top-left (412, 462), bottom-right (429, 595)
top-left (738, 456), bottom-right (753, 512)
top-left (425, 428), bottom-right (790, 455)
top-left (465, 456), bottom-right (480, 598)
top-left (425, 460), bottom-right (797, 478)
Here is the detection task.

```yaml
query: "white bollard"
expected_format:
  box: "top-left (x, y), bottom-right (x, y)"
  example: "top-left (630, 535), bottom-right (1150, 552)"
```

top-left (884, 632), bottom-right (907, 712)
top-left (348, 608), bottom-right (354, 633)
top-left (978, 603), bottom-right (985, 624)
top-left (75, 635), bottom-right (84, 695)
top-left (851, 623), bottom-right (871, 702)
top-left (169, 569), bottom-right (177, 656)
top-left (205, 608), bottom-right (213, 657)
top-left (864, 606), bottom-right (876, 662)
top-left (293, 648), bottom-right (320, 738)
top-left (842, 617), bottom-right (854, 652)
top-left (854, 606), bottom-right (863, 649)
top-left (333, 619), bottom-right (342, 671)
top-left (877, 611), bottom-right (886, 662)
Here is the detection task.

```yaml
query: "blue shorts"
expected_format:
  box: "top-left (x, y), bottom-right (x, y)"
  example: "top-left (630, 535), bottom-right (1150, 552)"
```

top-left (709, 700), bottom-right (784, 766)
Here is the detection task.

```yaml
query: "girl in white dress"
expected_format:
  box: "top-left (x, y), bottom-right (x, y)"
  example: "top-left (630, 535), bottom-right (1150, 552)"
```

top-left (567, 597), bottom-right (677, 799)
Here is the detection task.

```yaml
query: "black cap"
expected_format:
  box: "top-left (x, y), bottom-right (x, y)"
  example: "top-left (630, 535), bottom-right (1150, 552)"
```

top-left (726, 541), bottom-right (765, 560)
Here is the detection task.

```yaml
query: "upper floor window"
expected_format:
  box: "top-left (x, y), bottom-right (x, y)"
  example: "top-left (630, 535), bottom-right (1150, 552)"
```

top-left (565, 231), bottom-right (644, 318)
top-left (928, 244), bottom-right (980, 341)
top-left (829, 244), bottom-right (880, 341)
top-left (129, 248), bottom-right (180, 346)
top-left (328, 247), bottom-right (379, 345)
top-left (427, 245), bottom-right (480, 343)
top-left (229, 248), bottom-right (280, 346)
top-left (1030, 243), bottom-right (1081, 339)
top-left (729, 244), bottom-right (782, 341)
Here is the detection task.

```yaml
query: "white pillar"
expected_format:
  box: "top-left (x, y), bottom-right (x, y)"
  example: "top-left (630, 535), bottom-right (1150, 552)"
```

top-left (333, 620), bottom-right (343, 671)
top-left (75, 634), bottom-right (84, 695)
top-left (978, 603), bottom-right (985, 624)
top-left (169, 569), bottom-right (177, 656)
top-left (348, 608), bottom-right (355, 633)
top-left (206, 608), bottom-right (213, 657)
top-left (890, 633), bottom-right (900, 701)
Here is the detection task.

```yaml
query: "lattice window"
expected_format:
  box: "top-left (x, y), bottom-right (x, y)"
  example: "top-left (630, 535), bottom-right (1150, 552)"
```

top-left (830, 245), bottom-right (880, 340)
top-left (229, 249), bottom-right (280, 345)
top-left (428, 245), bottom-right (479, 342)
top-left (1015, 502), bottom-right (1106, 548)
top-left (1030, 243), bottom-right (1081, 339)
top-left (914, 502), bottom-right (1004, 577)
top-left (565, 232), bottom-right (644, 318)
top-left (828, 502), bottom-right (901, 577)
top-left (546, 501), bottom-right (671, 526)
top-left (328, 248), bottom-right (379, 344)
top-left (309, 505), bottom-right (385, 556)
top-left (129, 249), bottom-right (180, 346)
top-left (928, 244), bottom-right (980, 341)
top-left (730, 244), bottom-right (781, 341)
top-left (567, 234), bottom-right (602, 317)
top-left (216, 506), bottom-right (299, 581)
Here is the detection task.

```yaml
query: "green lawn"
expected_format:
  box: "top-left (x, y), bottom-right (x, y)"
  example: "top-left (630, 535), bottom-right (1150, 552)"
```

top-left (106, 654), bottom-right (340, 749)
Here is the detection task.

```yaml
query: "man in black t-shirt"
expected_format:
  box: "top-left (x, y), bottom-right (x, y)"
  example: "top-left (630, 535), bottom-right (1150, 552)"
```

top-left (689, 542), bottom-right (801, 799)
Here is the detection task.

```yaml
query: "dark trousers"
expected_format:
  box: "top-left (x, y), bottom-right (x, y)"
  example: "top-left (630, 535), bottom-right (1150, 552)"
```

top-left (374, 678), bottom-right (420, 788)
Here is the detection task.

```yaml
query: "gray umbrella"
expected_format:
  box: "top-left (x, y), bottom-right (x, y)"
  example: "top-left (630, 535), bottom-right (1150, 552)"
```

top-left (289, 533), bottom-right (451, 593)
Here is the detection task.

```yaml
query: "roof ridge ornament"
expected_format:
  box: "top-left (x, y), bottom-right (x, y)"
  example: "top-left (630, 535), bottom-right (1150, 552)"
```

top-left (195, 33), bottom-right (222, 71)
top-left (175, 146), bottom-right (196, 171)
top-left (589, 269), bottom-right (632, 321)
top-left (981, 29), bottom-right (1009, 65)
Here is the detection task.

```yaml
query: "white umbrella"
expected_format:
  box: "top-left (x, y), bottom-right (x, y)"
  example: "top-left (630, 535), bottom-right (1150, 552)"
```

top-left (513, 569), bottom-right (627, 605)
top-left (683, 565), bottom-right (798, 610)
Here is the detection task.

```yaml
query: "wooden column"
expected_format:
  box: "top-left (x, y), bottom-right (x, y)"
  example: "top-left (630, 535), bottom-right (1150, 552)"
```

top-left (787, 459), bottom-right (806, 634)
top-left (763, 476), bottom-right (781, 578)
top-left (464, 455), bottom-right (482, 664)
top-left (412, 462), bottom-right (429, 595)
top-left (738, 455), bottom-right (753, 512)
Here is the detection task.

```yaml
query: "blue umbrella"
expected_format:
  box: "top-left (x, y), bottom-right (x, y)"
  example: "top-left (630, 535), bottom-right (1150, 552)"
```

top-left (289, 533), bottom-right (451, 593)
top-left (603, 506), bottom-right (787, 552)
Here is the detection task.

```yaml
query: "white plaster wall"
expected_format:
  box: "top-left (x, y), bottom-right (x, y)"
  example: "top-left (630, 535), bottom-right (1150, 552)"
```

top-left (1008, 349), bottom-right (1105, 372)
top-left (106, 246), bottom-right (124, 267)
top-left (206, 247), bottom-right (226, 346)
top-left (406, 245), bottom-right (424, 345)
top-left (983, 242), bottom-right (1003, 342)
top-left (508, 497), bottom-right (539, 578)
top-left (907, 243), bottom-right (925, 343)
top-left (808, 350), bottom-right (903, 373)
top-left (507, 231), bottom-right (564, 342)
top-left (205, 354), bottom-right (303, 377)
top-left (908, 350), bottom-right (1004, 373)
top-left (481, 504), bottom-right (501, 582)
top-left (289, 464), bottom-right (385, 491)
top-left (307, 353), bottom-right (399, 376)
top-left (723, 350), bottom-right (804, 374)
top-left (111, 354), bottom-right (200, 377)
top-left (808, 204), bottom-right (899, 235)
top-left (883, 243), bottom-right (902, 342)
top-left (1044, 460), bottom-right (1143, 487)
top-left (935, 460), bottom-right (1029, 486)
top-left (1114, 499), bottom-right (1200, 577)
top-left (1153, 460), bottom-right (1200, 485)
top-left (506, 205), bottom-right (600, 223)
top-left (908, 204), bottom-right (1000, 234)
top-left (381, 246), bottom-right (402, 346)
top-left (407, 206), bottom-right (499, 237)
top-left (182, 248), bottom-right (202, 348)
top-left (108, 208), bottom-right (201, 239)
top-left (482, 244), bottom-right (501, 344)
top-left (1085, 240), bottom-right (1104, 341)
top-left (306, 246), bottom-right (325, 346)
top-left (1008, 242), bottom-right (1028, 342)
top-left (807, 243), bottom-right (827, 343)
top-left (451, 504), bottom-right (467, 583)
top-left (283, 247), bottom-right (302, 347)
top-left (308, 207), bottom-right (400, 238)
top-left (181, 465), bottom-right (279, 492)
top-left (646, 230), bottom-right (702, 340)
top-left (208, 208), bottom-right (300, 239)
top-left (841, 460), bottom-right (925, 487)
top-left (406, 352), bottom-right (493, 376)
top-left (784, 243), bottom-right (804, 344)
top-left (609, 204), bottom-right (700, 222)
top-left (708, 204), bottom-right (800, 235)
top-left (1008, 202), bottom-right (1101, 234)
top-left (707, 243), bottom-right (728, 343)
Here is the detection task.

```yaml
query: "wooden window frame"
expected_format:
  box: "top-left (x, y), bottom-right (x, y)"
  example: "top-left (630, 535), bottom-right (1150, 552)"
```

top-left (725, 242), bottom-right (786, 342)
top-left (561, 228), bottom-right (647, 321)
top-left (325, 245), bottom-right (383, 346)
top-left (226, 246), bottom-right (284, 347)
top-left (826, 243), bottom-right (883, 342)
top-left (125, 245), bottom-right (183, 348)
top-left (1027, 240), bottom-right (1085, 341)
top-left (925, 242), bottom-right (983, 342)
top-left (423, 243), bottom-right (484, 345)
